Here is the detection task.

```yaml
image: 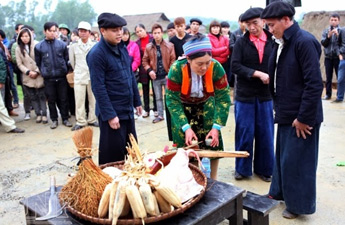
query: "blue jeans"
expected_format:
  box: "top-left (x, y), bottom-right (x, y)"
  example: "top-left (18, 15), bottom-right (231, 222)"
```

top-left (235, 99), bottom-right (275, 177)
top-left (336, 60), bottom-right (345, 100)
top-left (152, 78), bottom-right (166, 118)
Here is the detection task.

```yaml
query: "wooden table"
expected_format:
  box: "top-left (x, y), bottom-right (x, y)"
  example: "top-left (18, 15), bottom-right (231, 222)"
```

top-left (20, 179), bottom-right (245, 225)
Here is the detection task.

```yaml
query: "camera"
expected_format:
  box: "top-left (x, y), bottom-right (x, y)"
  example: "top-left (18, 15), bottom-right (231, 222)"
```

top-left (330, 26), bottom-right (335, 30)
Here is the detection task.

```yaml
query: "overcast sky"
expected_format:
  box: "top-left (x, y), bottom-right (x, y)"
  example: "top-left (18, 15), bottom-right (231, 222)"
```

top-left (90, 0), bottom-right (343, 21)
top-left (1, 0), bottom-right (343, 21)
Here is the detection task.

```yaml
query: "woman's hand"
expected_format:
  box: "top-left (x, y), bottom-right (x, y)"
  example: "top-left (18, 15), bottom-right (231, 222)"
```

top-left (205, 128), bottom-right (219, 147)
top-left (185, 128), bottom-right (198, 146)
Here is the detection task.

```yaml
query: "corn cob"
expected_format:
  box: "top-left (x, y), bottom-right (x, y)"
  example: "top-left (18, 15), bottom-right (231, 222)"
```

top-left (151, 191), bottom-right (160, 215)
top-left (112, 179), bottom-right (127, 225)
top-left (98, 182), bottom-right (112, 218)
top-left (153, 190), bottom-right (173, 213)
top-left (126, 180), bottom-right (147, 220)
top-left (108, 180), bottom-right (119, 220)
top-left (155, 184), bottom-right (182, 208)
top-left (138, 180), bottom-right (156, 216)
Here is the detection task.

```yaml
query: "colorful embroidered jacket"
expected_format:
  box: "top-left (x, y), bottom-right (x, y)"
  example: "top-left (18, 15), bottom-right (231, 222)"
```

top-left (166, 58), bottom-right (231, 148)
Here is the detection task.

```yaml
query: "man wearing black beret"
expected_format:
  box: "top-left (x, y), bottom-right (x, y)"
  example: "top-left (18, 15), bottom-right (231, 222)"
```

top-left (86, 13), bottom-right (142, 164)
top-left (190, 18), bottom-right (202, 35)
top-left (261, 1), bottom-right (323, 219)
top-left (231, 7), bottom-right (275, 184)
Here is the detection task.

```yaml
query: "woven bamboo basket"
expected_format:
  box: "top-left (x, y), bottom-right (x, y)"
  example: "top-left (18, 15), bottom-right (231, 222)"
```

top-left (63, 161), bottom-right (207, 224)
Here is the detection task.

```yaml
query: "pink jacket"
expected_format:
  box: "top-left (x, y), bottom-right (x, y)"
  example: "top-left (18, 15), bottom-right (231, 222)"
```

top-left (208, 34), bottom-right (230, 64)
top-left (127, 41), bottom-right (141, 72)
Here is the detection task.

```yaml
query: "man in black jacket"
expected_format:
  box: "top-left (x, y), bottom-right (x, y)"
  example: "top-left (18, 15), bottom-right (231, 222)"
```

top-left (321, 13), bottom-right (341, 100)
top-left (231, 7), bottom-right (275, 182)
top-left (35, 22), bottom-right (72, 129)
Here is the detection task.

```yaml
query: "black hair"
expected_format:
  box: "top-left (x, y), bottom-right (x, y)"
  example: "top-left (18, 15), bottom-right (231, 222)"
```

top-left (330, 13), bottom-right (340, 20)
top-left (43, 22), bottom-right (58, 31)
top-left (22, 25), bottom-right (34, 31)
top-left (0, 30), bottom-right (6, 39)
top-left (122, 27), bottom-right (130, 46)
top-left (15, 23), bottom-right (23, 31)
top-left (134, 23), bottom-right (145, 32)
top-left (17, 28), bottom-right (32, 57)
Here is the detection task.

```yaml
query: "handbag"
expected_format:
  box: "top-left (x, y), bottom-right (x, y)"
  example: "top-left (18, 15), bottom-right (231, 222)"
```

top-left (66, 71), bottom-right (74, 88)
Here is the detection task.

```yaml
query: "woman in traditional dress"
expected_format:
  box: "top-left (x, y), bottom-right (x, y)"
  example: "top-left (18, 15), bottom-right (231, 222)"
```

top-left (166, 34), bottom-right (231, 179)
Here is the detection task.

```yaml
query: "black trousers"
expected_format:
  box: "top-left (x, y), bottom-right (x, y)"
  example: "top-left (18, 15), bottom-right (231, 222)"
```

top-left (98, 117), bottom-right (137, 165)
top-left (44, 78), bottom-right (69, 121)
top-left (324, 57), bottom-right (339, 97)
top-left (142, 78), bottom-right (157, 112)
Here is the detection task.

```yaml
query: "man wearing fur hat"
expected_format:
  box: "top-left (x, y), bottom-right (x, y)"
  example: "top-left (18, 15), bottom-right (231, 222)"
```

top-left (261, 1), bottom-right (323, 219)
top-left (87, 13), bottom-right (142, 165)
top-left (231, 7), bottom-right (275, 183)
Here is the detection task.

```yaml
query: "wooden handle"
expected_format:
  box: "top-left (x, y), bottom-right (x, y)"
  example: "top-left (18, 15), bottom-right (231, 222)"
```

top-left (192, 150), bottom-right (250, 158)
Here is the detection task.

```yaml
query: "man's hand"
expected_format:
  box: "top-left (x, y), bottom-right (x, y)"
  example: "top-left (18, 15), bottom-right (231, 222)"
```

top-left (185, 128), bottom-right (198, 146)
top-left (149, 70), bottom-right (156, 80)
top-left (0, 83), bottom-right (3, 89)
top-left (292, 119), bottom-right (313, 139)
top-left (328, 28), bottom-right (339, 38)
top-left (253, 71), bottom-right (270, 84)
top-left (136, 106), bottom-right (143, 116)
top-left (205, 128), bottom-right (219, 147)
top-left (108, 116), bottom-right (120, 129)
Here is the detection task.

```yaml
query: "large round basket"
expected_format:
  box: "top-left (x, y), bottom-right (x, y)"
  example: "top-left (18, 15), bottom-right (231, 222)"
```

top-left (64, 161), bottom-right (207, 224)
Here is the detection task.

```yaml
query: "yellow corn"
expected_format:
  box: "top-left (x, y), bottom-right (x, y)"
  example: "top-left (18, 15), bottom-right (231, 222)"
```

top-left (151, 192), bottom-right (160, 215)
top-left (112, 180), bottom-right (127, 225)
top-left (126, 183), bottom-right (147, 219)
top-left (153, 190), bottom-right (173, 213)
top-left (108, 180), bottom-right (119, 220)
top-left (98, 182), bottom-right (112, 218)
top-left (139, 182), bottom-right (156, 216)
top-left (155, 185), bottom-right (182, 208)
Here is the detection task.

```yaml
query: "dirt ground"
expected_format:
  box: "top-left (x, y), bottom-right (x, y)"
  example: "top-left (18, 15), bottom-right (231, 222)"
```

top-left (1, 91), bottom-right (345, 225)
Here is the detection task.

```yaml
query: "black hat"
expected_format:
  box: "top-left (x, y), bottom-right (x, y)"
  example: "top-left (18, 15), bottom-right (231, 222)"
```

top-left (97, 13), bottom-right (127, 28)
top-left (190, 18), bottom-right (202, 25)
top-left (220, 21), bottom-right (230, 28)
top-left (261, 1), bottom-right (295, 19)
top-left (167, 22), bottom-right (175, 30)
top-left (241, 7), bottom-right (264, 22)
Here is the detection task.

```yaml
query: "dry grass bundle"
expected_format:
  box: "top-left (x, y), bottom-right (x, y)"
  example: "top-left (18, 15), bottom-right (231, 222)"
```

top-left (59, 127), bottom-right (112, 217)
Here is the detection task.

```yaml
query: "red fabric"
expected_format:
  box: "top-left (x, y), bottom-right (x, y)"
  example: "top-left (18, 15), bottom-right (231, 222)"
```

top-left (208, 34), bottom-right (230, 64)
top-left (140, 35), bottom-right (150, 52)
top-left (167, 78), bottom-right (181, 92)
top-left (214, 74), bottom-right (228, 90)
top-left (249, 32), bottom-right (267, 64)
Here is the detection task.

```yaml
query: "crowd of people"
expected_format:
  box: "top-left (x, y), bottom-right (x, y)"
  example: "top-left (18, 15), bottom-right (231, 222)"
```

top-left (1, 0), bottom-right (343, 220)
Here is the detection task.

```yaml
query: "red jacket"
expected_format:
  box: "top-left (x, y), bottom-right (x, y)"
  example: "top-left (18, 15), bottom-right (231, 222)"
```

top-left (208, 33), bottom-right (230, 64)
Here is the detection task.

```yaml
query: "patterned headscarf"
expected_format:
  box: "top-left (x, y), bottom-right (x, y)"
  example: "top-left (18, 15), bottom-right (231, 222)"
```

top-left (183, 36), bottom-right (212, 57)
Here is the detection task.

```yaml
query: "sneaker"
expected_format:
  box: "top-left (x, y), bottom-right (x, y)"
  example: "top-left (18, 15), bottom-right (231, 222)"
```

top-left (256, 174), bottom-right (272, 182)
top-left (63, 120), bottom-right (73, 127)
top-left (332, 99), bottom-right (343, 103)
top-left (152, 116), bottom-right (164, 123)
top-left (88, 121), bottom-right (99, 127)
top-left (8, 127), bottom-right (25, 133)
top-left (36, 115), bottom-right (42, 123)
top-left (50, 121), bottom-right (58, 129)
top-left (24, 113), bottom-right (31, 121)
top-left (154, 111), bottom-right (159, 117)
top-left (234, 171), bottom-right (245, 180)
top-left (71, 124), bottom-right (84, 131)
top-left (142, 111), bottom-right (149, 118)
top-left (42, 116), bottom-right (48, 124)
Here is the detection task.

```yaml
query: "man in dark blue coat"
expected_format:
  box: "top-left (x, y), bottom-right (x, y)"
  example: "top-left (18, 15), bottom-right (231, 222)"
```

top-left (262, 1), bottom-right (323, 219)
top-left (87, 13), bottom-right (142, 165)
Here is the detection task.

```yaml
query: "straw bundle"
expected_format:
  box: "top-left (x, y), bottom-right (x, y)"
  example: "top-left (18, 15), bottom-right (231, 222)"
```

top-left (59, 127), bottom-right (112, 217)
